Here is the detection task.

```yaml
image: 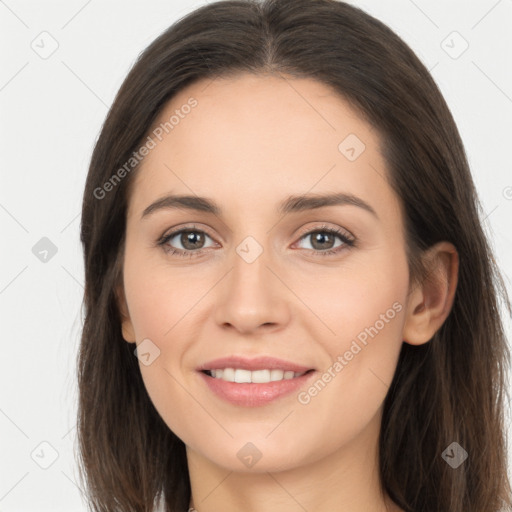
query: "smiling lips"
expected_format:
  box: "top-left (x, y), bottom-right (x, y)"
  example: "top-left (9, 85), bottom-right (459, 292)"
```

top-left (197, 355), bottom-right (316, 406)
top-left (207, 368), bottom-right (307, 383)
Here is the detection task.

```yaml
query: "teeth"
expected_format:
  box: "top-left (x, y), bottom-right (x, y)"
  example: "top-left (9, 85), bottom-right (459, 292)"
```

top-left (235, 369), bottom-right (251, 383)
top-left (208, 368), bottom-right (305, 383)
top-left (270, 369), bottom-right (284, 381)
top-left (222, 368), bottom-right (235, 381)
top-left (251, 369), bottom-right (270, 383)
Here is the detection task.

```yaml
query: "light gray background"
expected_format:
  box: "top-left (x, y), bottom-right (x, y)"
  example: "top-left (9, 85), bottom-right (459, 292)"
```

top-left (1, 0), bottom-right (511, 510)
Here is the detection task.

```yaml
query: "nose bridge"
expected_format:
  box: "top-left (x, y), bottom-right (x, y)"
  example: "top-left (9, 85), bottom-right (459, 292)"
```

top-left (213, 232), bottom-right (289, 331)
top-left (230, 233), bottom-right (273, 299)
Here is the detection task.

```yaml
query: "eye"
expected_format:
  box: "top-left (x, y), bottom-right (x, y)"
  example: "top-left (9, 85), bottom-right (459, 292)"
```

top-left (294, 225), bottom-right (355, 256)
top-left (157, 225), bottom-right (217, 258)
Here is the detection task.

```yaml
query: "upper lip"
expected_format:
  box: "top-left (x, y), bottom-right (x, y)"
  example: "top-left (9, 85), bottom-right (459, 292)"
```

top-left (197, 356), bottom-right (314, 373)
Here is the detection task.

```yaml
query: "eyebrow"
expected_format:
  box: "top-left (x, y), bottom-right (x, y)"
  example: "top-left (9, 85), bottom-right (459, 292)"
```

top-left (141, 192), bottom-right (378, 219)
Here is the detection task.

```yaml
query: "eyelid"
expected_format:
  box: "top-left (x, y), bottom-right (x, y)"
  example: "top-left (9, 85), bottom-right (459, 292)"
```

top-left (294, 223), bottom-right (355, 242)
top-left (159, 222), bottom-right (354, 243)
top-left (157, 223), bottom-right (218, 248)
top-left (159, 222), bottom-right (210, 236)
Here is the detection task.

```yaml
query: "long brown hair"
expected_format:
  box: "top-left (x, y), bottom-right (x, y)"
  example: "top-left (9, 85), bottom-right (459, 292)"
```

top-left (77, 1), bottom-right (512, 510)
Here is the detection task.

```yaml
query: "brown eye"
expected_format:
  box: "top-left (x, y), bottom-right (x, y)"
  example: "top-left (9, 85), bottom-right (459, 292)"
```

top-left (158, 227), bottom-right (216, 257)
top-left (295, 226), bottom-right (355, 255)
top-left (306, 231), bottom-right (337, 251)
top-left (178, 230), bottom-right (206, 250)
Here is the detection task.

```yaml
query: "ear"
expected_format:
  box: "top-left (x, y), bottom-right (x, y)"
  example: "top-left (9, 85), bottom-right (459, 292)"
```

top-left (403, 241), bottom-right (459, 346)
top-left (115, 284), bottom-right (136, 343)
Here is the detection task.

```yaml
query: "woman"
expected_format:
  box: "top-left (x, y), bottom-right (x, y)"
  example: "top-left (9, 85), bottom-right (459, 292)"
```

top-left (77, 0), bottom-right (512, 511)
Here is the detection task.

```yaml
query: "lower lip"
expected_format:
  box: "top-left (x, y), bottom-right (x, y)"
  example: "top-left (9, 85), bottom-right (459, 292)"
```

top-left (198, 370), bottom-right (316, 407)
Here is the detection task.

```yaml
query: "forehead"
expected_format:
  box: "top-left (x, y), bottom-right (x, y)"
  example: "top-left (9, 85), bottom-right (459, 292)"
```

top-left (127, 72), bottom-right (396, 222)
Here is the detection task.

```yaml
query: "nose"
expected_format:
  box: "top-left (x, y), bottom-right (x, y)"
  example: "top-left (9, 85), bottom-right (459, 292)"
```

top-left (213, 244), bottom-right (291, 335)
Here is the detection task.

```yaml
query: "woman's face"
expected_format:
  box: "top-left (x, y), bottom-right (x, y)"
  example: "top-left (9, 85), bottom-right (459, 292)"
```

top-left (119, 72), bottom-right (411, 472)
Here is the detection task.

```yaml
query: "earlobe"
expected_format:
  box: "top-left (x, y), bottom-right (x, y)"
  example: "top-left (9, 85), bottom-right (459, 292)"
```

top-left (115, 284), bottom-right (137, 343)
top-left (403, 242), bottom-right (459, 346)
top-left (121, 321), bottom-right (137, 344)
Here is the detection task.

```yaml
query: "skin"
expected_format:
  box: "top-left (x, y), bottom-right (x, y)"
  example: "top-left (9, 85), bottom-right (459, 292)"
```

top-left (117, 72), bottom-right (459, 512)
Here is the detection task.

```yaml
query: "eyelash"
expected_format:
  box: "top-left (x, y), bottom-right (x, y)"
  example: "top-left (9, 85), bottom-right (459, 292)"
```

top-left (156, 224), bottom-right (356, 259)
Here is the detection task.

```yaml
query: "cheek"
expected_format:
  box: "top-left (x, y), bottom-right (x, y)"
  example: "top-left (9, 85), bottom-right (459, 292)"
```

top-left (291, 302), bottom-right (405, 457)
top-left (123, 244), bottom-right (203, 340)
top-left (294, 244), bottom-right (408, 350)
top-left (122, 252), bottom-right (200, 437)
top-left (122, 245), bottom-right (216, 420)
top-left (292, 249), bottom-right (407, 431)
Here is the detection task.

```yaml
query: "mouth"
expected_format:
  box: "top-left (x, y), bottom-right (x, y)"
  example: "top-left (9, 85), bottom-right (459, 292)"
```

top-left (196, 356), bottom-right (317, 407)
top-left (200, 368), bottom-right (315, 383)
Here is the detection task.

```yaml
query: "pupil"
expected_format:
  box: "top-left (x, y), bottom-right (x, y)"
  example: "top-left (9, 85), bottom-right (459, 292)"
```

top-left (183, 231), bottom-right (204, 249)
top-left (313, 232), bottom-right (333, 249)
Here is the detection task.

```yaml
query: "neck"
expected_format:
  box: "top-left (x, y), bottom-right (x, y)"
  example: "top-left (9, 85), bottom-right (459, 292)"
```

top-left (186, 408), bottom-right (400, 512)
